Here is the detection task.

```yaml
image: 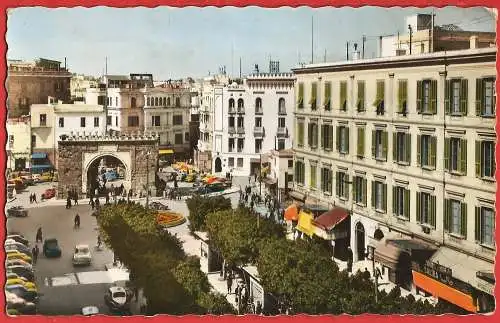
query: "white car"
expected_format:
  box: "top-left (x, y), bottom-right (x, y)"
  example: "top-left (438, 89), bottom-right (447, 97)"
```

top-left (81, 306), bottom-right (99, 316)
top-left (72, 244), bottom-right (92, 266)
top-left (104, 286), bottom-right (130, 311)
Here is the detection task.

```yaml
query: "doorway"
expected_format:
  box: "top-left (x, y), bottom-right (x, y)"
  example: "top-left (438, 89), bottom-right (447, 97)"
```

top-left (214, 157), bottom-right (222, 173)
top-left (355, 222), bottom-right (366, 261)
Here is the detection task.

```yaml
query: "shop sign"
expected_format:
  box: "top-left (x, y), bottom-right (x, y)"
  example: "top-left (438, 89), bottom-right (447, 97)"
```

top-left (475, 278), bottom-right (494, 295)
top-left (422, 260), bottom-right (452, 284)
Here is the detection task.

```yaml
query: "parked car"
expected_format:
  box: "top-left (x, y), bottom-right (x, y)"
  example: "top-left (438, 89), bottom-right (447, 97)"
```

top-left (6, 251), bottom-right (33, 264)
top-left (5, 284), bottom-right (39, 303)
top-left (41, 188), bottom-right (56, 200)
top-left (40, 172), bottom-right (53, 182)
top-left (6, 259), bottom-right (33, 270)
top-left (6, 278), bottom-right (37, 291)
top-left (7, 266), bottom-right (34, 282)
top-left (81, 306), bottom-right (100, 316)
top-left (6, 235), bottom-right (29, 246)
top-left (6, 291), bottom-right (37, 315)
top-left (43, 238), bottom-right (62, 258)
top-left (7, 179), bottom-right (26, 192)
top-left (18, 172), bottom-right (35, 186)
top-left (104, 286), bottom-right (130, 311)
top-left (72, 244), bottom-right (92, 266)
top-left (5, 243), bottom-right (32, 257)
top-left (149, 201), bottom-right (170, 210)
top-left (7, 206), bottom-right (28, 218)
top-left (7, 272), bottom-right (33, 283)
top-left (32, 174), bottom-right (41, 183)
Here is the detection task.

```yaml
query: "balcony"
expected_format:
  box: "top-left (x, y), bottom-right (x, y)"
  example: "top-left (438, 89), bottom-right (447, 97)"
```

top-left (228, 127), bottom-right (236, 134)
top-left (278, 108), bottom-right (287, 115)
top-left (228, 107), bottom-right (236, 114)
top-left (237, 127), bottom-right (245, 134)
top-left (253, 126), bottom-right (265, 137)
top-left (277, 127), bottom-right (289, 138)
top-left (32, 121), bottom-right (51, 128)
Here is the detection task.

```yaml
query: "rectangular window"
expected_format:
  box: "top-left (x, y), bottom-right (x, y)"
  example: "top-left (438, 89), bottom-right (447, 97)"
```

top-left (237, 138), bottom-right (244, 152)
top-left (107, 116), bottom-right (112, 126)
top-left (173, 115), bottom-right (183, 125)
top-left (80, 117), bottom-right (86, 127)
top-left (374, 80), bottom-right (385, 115)
top-left (417, 79), bottom-right (437, 114)
top-left (31, 135), bottom-right (36, 148)
top-left (445, 138), bottom-right (467, 175)
top-left (115, 97), bottom-right (118, 106)
top-left (229, 117), bottom-right (235, 128)
top-left (288, 160), bottom-right (293, 168)
top-left (237, 158), bottom-right (244, 168)
top-left (308, 123), bottom-right (319, 149)
top-left (340, 81), bottom-right (347, 111)
top-left (336, 171), bottom-right (349, 200)
top-left (356, 81), bottom-right (365, 112)
top-left (128, 116), bottom-right (139, 127)
top-left (152, 116), bottom-right (161, 127)
top-left (372, 181), bottom-right (387, 213)
top-left (444, 199), bottom-right (467, 237)
top-left (393, 186), bottom-right (410, 220)
top-left (278, 118), bottom-right (285, 128)
top-left (297, 121), bottom-right (304, 147)
top-left (310, 164), bottom-right (317, 189)
top-left (397, 79), bottom-right (408, 115)
top-left (174, 133), bottom-right (183, 145)
top-left (94, 117), bottom-right (99, 127)
top-left (310, 82), bottom-right (317, 110)
top-left (58, 117), bottom-right (64, 128)
top-left (320, 167), bottom-right (332, 194)
top-left (98, 96), bottom-right (105, 105)
top-left (40, 114), bottom-right (47, 126)
top-left (237, 117), bottom-right (244, 128)
top-left (475, 206), bottom-right (495, 247)
top-left (336, 126), bottom-right (349, 154)
top-left (476, 78), bottom-right (496, 117)
top-left (185, 132), bottom-right (189, 142)
top-left (324, 82), bottom-right (331, 111)
top-left (393, 132), bottom-right (411, 164)
top-left (353, 176), bottom-right (367, 206)
top-left (297, 83), bottom-right (304, 109)
top-left (418, 134), bottom-right (436, 169)
top-left (255, 139), bottom-right (263, 153)
top-left (278, 140), bottom-right (285, 150)
top-left (255, 117), bottom-right (262, 127)
top-left (476, 140), bottom-right (495, 179)
top-left (416, 192), bottom-right (436, 228)
top-left (228, 138), bottom-right (235, 152)
top-left (228, 157), bottom-right (234, 167)
top-left (115, 116), bottom-right (118, 126)
top-left (8, 135), bottom-right (14, 148)
top-left (452, 81), bottom-right (460, 113)
top-left (445, 79), bottom-right (468, 116)
top-left (321, 124), bottom-right (333, 151)
top-left (357, 127), bottom-right (365, 158)
top-left (295, 161), bottom-right (305, 185)
top-left (372, 129), bottom-right (388, 161)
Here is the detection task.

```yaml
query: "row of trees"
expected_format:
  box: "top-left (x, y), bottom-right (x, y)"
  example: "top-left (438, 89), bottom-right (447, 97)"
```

top-left (97, 202), bottom-right (234, 315)
top-left (186, 195), bottom-right (467, 315)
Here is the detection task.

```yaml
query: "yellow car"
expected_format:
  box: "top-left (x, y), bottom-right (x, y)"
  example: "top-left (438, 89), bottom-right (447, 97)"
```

top-left (40, 173), bottom-right (53, 182)
top-left (6, 279), bottom-right (37, 292)
top-left (6, 251), bottom-right (32, 264)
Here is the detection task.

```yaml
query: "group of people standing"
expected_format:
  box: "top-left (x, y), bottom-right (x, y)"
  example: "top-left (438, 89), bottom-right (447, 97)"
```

top-left (29, 193), bottom-right (38, 204)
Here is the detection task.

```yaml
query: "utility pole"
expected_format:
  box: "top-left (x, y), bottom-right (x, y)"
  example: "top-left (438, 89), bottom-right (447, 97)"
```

top-left (324, 49), bottom-right (327, 63)
top-left (346, 41), bottom-right (350, 60)
top-left (408, 25), bottom-right (413, 55)
top-left (431, 9), bottom-right (436, 53)
top-left (362, 35), bottom-right (366, 59)
top-left (259, 153), bottom-right (262, 198)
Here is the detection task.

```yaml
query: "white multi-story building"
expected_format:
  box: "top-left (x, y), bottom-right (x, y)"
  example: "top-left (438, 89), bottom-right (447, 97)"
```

top-left (205, 72), bottom-right (295, 176)
top-left (291, 46), bottom-right (496, 313)
top-left (6, 116), bottom-right (31, 171)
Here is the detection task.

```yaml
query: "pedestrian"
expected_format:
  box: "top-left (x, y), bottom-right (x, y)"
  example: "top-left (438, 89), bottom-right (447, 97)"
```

top-left (90, 198), bottom-right (95, 210)
top-left (73, 193), bottom-right (78, 205)
top-left (227, 272), bottom-right (233, 294)
top-left (66, 197), bottom-right (72, 209)
top-left (254, 173), bottom-right (257, 182)
top-left (97, 235), bottom-right (102, 249)
top-left (363, 267), bottom-right (371, 280)
top-left (36, 227), bottom-right (43, 243)
top-left (33, 193), bottom-right (37, 204)
top-left (347, 246), bottom-right (353, 273)
top-left (74, 214), bottom-right (81, 229)
top-left (29, 193), bottom-right (33, 204)
top-left (31, 245), bottom-right (39, 264)
top-left (248, 176), bottom-right (251, 184)
top-left (105, 192), bottom-right (110, 204)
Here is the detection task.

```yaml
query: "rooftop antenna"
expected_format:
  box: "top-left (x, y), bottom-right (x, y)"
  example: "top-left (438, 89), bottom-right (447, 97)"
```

top-left (311, 15), bottom-right (314, 63)
top-left (324, 49), bottom-right (327, 63)
top-left (239, 57), bottom-right (242, 78)
top-left (104, 56), bottom-right (108, 134)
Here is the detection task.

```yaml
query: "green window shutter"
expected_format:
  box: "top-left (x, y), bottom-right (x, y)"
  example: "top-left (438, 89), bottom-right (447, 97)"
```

top-left (444, 137), bottom-right (450, 171)
top-left (357, 127), bottom-right (364, 157)
top-left (397, 80), bottom-right (403, 113)
top-left (298, 83), bottom-right (304, 108)
top-left (404, 189), bottom-right (410, 219)
top-left (443, 199), bottom-right (450, 232)
top-left (371, 181), bottom-right (376, 208)
top-left (314, 124), bottom-right (318, 147)
top-left (461, 202), bottom-right (467, 238)
top-left (417, 135), bottom-right (421, 166)
top-left (383, 183), bottom-right (387, 212)
top-left (475, 78), bottom-right (483, 116)
top-left (431, 79), bottom-right (438, 114)
top-left (493, 77), bottom-right (497, 116)
top-left (320, 125), bottom-right (324, 148)
top-left (405, 133), bottom-right (411, 164)
top-left (393, 132), bottom-right (398, 162)
top-left (416, 80), bottom-right (422, 113)
top-left (353, 176), bottom-right (358, 201)
top-left (328, 125), bottom-right (334, 149)
top-left (430, 136), bottom-right (437, 168)
top-left (460, 139), bottom-right (467, 175)
top-left (382, 131), bottom-right (388, 161)
top-left (345, 128), bottom-right (350, 154)
top-left (307, 124), bottom-right (312, 147)
top-left (392, 186), bottom-right (397, 216)
top-left (460, 79), bottom-right (468, 116)
top-left (430, 195), bottom-right (436, 228)
top-left (475, 140), bottom-right (482, 177)
top-left (340, 81), bottom-right (347, 110)
top-left (335, 172), bottom-right (340, 197)
top-left (324, 82), bottom-right (331, 109)
top-left (416, 192), bottom-right (421, 223)
top-left (310, 82), bottom-right (317, 107)
top-left (371, 130), bottom-right (376, 158)
top-left (336, 126), bottom-right (340, 152)
top-left (363, 179), bottom-right (367, 206)
top-left (444, 79), bottom-right (451, 115)
top-left (344, 174), bottom-right (349, 200)
top-left (380, 81), bottom-right (385, 103)
top-left (475, 207), bottom-right (481, 242)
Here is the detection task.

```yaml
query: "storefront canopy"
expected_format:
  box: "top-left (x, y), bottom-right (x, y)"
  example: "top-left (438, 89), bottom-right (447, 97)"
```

top-left (284, 204), bottom-right (299, 221)
top-left (31, 152), bottom-right (47, 159)
top-left (31, 164), bottom-right (52, 170)
top-left (159, 149), bottom-right (174, 155)
top-left (296, 211), bottom-right (314, 237)
top-left (374, 242), bottom-right (404, 271)
top-left (313, 208), bottom-right (349, 231)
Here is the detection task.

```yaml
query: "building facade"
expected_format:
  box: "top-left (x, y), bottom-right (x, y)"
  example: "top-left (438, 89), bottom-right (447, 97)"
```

top-left (70, 74), bottom-right (99, 101)
top-left (6, 116), bottom-right (32, 171)
top-left (292, 47), bottom-right (496, 312)
top-left (211, 73), bottom-right (295, 176)
top-left (7, 58), bottom-right (72, 117)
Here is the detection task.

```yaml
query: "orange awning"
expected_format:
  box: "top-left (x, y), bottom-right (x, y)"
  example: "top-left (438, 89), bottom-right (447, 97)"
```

top-left (284, 204), bottom-right (299, 221)
top-left (412, 271), bottom-right (477, 313)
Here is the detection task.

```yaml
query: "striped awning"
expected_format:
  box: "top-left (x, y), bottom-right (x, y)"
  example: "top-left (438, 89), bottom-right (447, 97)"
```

top-left (31, 152), bottom-right (47, 159)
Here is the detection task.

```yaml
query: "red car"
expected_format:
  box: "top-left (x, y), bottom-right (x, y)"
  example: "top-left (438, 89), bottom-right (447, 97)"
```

top-left (41, 188), bottom-right (56, 200)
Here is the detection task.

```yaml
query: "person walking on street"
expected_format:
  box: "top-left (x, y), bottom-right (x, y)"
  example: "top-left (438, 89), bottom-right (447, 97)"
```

top-left (36, 227), bottom-right (43, 243)
top-left (347, 246), bottom-right (353, 273)
top-left (73, 194), bottom-right (78, 205)
top-left (226, 272), bottom-right (233, 295)
top-left (74, 214), bottom-right (81, 229)
top-left (33, 193), bottom-right (37, 203)
top-left (97, 235), bottom-right (102, 249)
top-left (31, 245), bottom-right (39, 264)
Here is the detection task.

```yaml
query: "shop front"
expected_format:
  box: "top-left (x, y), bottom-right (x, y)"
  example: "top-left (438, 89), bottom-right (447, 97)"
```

top-left (31, 152), bottom-right (53, 174)
top-left (312, 207), bottom-right (350, 261)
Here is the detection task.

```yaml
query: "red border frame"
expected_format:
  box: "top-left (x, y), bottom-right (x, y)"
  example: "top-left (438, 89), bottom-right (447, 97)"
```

top-left (0, 1), bottom-right (498, 322)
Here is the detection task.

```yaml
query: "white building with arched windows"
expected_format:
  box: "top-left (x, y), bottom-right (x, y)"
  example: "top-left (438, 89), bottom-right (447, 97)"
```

top-left (209, 72), bottom-right (295, 176)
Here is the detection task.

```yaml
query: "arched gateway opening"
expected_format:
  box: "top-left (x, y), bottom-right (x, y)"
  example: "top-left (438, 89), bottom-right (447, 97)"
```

top-left (86, 155), bottom-right (127, 197)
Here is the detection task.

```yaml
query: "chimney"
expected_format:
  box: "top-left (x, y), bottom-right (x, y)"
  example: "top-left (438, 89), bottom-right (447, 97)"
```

top-left (470, 35), bottom-right (479, 49)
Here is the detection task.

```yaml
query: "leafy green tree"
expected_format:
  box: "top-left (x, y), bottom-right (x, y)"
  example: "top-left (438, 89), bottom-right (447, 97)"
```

top-left (186, 194), bottom-right (232, 232)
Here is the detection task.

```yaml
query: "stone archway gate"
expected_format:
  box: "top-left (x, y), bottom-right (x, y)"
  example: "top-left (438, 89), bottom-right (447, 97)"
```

top-left (57, 133), bottom-right (159, 199)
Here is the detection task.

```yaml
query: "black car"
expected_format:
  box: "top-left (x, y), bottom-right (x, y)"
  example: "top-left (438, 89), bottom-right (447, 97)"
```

top-left (6, 234), bottom-right (29, 246)
top-left (7, 266), bottom-right (34, 282)
top-left (5, 244), bottom-right (33, 257)
top-left (7, 206), bottom-right (28, 218)
top-left (149, 201), bottom-right (170, 210)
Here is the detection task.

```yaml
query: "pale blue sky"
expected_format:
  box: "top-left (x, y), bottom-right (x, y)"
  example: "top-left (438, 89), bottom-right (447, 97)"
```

top-left (6, 6), bottom-right (495, 80)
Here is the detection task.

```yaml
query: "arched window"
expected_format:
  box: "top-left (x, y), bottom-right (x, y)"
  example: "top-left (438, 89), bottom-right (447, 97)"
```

top-left (237, 98), bottom-right (244, 108)
top-left (131, 97), bottom-right (137, 108)
top-left (167, 97), bottom-right (171, 106)
top-left (163, 97), bottom-right (167, 106)
top-left (255, 97), bottom-right (262, 113)
top-left (155, 97), bottom-right (159, 106)
top-left (147, 97), bottom-right (150, 106)
top-left (229, 98), bottom-right (235, 108)
top-left (278, 98), bottom-right (286, 114)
